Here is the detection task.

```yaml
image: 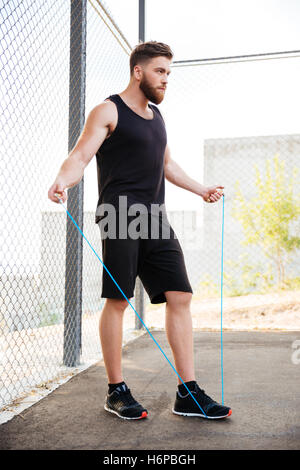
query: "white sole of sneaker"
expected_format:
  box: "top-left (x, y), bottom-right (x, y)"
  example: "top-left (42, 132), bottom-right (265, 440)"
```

top-left (172, 408), bottom-right (232, 419)
top-left (104, 404), bottom-right (148, 420)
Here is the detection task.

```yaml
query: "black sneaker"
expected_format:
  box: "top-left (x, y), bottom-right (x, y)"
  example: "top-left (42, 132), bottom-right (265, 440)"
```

top-left (104, 384), bottom-right (148, 420)
top-left (172, 383), bottom-right (232, 419)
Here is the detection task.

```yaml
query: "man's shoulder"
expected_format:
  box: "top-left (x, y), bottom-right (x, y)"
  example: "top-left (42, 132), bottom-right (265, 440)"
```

top-left (150, 103), bottom-right (165, 122)
top-left (94, 98), bottom-right (118, 114)
top-left (87, 99), bottom-right (118, 127)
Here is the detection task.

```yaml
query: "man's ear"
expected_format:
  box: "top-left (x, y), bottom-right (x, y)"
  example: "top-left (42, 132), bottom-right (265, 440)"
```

top-left (133, 64), bottom-right (143, 81)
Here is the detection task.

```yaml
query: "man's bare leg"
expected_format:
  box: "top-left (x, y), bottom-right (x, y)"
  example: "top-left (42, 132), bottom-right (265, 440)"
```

top-left (165, 291), bottom-right (232, 419)
top-left (99, 298), bottom-right (130, 384)
top-left (100, 297), bottom-right (148, 419)
top-left (164, 291), bottom-right (195, 385)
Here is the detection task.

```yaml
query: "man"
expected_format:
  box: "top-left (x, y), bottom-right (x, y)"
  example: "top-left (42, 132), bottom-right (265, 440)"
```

top-left (48, 41), bottom-right (231, 421)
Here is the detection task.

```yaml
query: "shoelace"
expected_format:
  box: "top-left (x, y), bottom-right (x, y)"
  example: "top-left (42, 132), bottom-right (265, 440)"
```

top-left (115, 389), bottom-right (138, 407)
top-left (192, 384), bottom-right (216, 406)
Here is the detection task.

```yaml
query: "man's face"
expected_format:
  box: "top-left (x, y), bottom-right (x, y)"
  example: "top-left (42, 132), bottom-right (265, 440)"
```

top-left (138, 56), bottom-right (172, 104)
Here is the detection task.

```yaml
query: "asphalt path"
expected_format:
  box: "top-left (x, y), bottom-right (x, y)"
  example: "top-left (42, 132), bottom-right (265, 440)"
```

top-left (0, 330), bottom-right (299, 450)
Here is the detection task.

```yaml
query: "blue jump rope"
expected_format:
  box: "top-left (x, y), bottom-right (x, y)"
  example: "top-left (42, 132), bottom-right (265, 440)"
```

top-left (56, 193), bottom-right (225, 416)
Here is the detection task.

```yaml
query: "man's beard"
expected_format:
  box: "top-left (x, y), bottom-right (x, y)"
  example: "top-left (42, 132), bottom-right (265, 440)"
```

top-left (139, 74), bottom-right (164, 104)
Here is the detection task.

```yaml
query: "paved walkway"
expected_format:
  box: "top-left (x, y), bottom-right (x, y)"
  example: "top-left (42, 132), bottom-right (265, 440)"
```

top-left (0, 330), bottom-right (299, 450)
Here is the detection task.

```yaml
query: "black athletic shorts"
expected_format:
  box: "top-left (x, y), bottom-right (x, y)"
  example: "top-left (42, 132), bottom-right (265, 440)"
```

top-left (98, 212), bottom-right (193, 304)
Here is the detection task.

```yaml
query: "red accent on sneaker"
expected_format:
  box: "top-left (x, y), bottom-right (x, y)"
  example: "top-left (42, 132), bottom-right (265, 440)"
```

top-left (228, 409), bottom-right (232, 416)
top-left (140, 411), bottom-right (148, 419)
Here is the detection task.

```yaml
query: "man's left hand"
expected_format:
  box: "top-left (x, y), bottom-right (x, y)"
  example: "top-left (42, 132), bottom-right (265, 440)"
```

top-left (201, 185), bottom-right (224, 203)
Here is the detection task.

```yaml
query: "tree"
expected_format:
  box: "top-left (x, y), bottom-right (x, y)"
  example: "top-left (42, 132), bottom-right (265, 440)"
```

top-left (231, 155), bottom-right (300, 289)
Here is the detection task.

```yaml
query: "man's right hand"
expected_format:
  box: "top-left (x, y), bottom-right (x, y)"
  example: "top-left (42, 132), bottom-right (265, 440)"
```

top-left (48, 182), bottom-right (68, 204)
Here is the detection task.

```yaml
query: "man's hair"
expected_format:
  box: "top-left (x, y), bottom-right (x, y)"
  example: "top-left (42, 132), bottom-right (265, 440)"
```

top-left (130, 41), bottom-right (173, 76)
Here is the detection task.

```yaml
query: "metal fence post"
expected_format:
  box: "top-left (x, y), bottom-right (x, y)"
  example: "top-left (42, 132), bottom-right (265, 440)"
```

top-left (63, 0), bottom-right (87, 366)
top-left (134, 0), bottom-right (146, 330)
top-left (139, 0), bottom-right (145, 42)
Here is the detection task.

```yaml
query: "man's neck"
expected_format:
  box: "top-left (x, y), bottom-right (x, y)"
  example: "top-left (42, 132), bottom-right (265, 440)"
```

top-left (119, 84), bottom-right (149, 112)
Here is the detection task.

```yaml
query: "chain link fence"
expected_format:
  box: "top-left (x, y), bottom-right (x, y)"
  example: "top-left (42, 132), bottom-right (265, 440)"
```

top-left (1, 0), bottom-right (300, 414)
top-left (0, 0), bottom-right (137, 412)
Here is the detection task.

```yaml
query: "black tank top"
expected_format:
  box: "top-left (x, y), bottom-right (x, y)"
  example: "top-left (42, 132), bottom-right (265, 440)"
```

top-left (95, 94), bottom-right (167, 224)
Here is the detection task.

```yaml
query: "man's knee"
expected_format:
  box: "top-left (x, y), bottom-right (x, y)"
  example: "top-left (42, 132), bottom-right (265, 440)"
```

top-left (105, 298), bottom-right (132, 313)
top-left (165, 291), bottom-right (192, 309)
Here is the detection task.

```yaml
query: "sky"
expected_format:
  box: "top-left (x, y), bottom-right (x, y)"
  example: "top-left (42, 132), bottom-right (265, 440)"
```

top-left (104, 0), bottom-right (300, 58)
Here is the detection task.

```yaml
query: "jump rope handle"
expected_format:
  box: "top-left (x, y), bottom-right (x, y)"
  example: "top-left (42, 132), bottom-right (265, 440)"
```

top-left (54, 193), bottom-right (63, 204)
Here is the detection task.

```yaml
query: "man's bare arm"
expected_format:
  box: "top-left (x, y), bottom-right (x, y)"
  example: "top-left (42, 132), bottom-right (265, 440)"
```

top-left (164, 145), bottom-right (224, 203)
top-left (48, 101), bottom-right (116, 203)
